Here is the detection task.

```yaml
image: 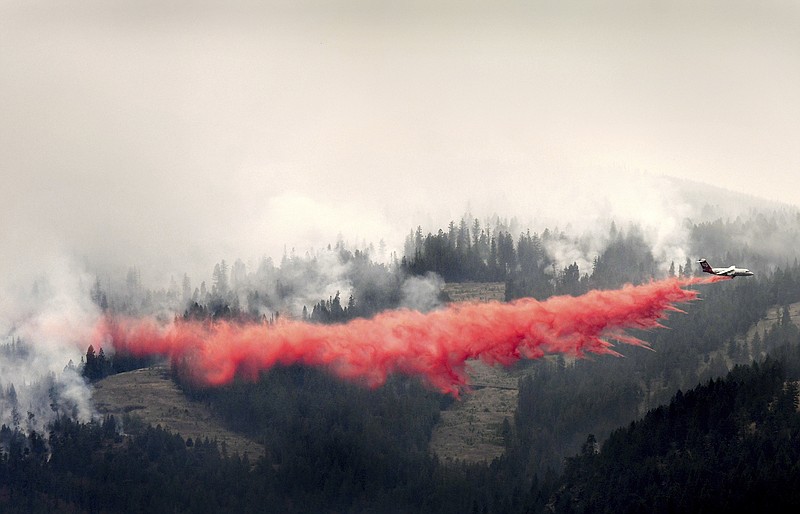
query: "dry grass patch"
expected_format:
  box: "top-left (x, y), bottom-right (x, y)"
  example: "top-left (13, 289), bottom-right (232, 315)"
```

top-left (429, 361), bottom-right (518, 463)
top-left (430, 282), bottom-right (517, 463)
top-left (92, 366), bottom-right (264, 460)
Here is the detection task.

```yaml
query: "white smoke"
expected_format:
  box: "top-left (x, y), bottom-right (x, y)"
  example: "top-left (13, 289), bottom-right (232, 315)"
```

top-left (274, 248), bottom-right (354, 318)
top-left (400, 273), bottom-right (444, 312)
top-left (510, 171), bottom-right (697, 275)
top-left (0, 256), bottom-right (99, 433)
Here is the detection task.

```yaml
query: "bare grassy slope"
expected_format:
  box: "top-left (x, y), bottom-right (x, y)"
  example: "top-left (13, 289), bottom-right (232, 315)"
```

top-left (430, 282), bottom-right (515, 463)
top-left (429, 360), bottom-right (519, 463)
top-left (92, 366), bottom-right (264, 459)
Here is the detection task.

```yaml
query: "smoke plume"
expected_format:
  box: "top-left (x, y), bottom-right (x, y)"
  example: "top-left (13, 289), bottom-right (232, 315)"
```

top-left (0, 258), bottom-right (100, 433)
top-left (96, 276), bottom-right (725, 396)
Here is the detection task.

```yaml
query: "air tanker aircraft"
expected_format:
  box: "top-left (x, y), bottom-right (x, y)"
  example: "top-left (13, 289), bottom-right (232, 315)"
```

top-left (698, 259), bottom-right (754, 278)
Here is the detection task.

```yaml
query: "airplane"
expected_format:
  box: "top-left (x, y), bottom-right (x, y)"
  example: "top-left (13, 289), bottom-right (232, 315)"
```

top-left (697, 258), bottom-right (754, 278)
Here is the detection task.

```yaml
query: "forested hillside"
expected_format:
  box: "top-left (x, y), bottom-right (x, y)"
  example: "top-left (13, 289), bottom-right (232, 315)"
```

top-left (553, 355), bottom-right (800, 513)
top-left (3, 208), bottom-right (800, 512)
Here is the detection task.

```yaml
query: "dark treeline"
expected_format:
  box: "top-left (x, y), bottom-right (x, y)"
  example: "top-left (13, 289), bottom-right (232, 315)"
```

top-left (402, 218), bottom-right (559, 295)
top-left (403, 219), bottom-right (687, 300)
top-left (403, 210), bottom-right (800, 299)
top-left (553, 353), bottom-right (800, 513)
top-left (1, 416), bottom-right (260, 513)
top-left (80, 344), bottom-right (155, 382)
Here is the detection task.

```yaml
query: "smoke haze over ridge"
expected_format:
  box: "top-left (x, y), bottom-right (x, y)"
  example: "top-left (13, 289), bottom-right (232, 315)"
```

top-left (2, 0), bottom-right (799, 287)
top-left (1, 1), bottom-right (798, 431)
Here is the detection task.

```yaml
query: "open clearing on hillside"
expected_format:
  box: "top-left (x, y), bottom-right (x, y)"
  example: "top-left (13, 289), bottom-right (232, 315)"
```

top-left (442, 282), bottom-right (505, 303)
top-left (430, 282), bottom-right (514, 463)
top-left (429, 360), bottom-right (519, 463)
top-left (92, 366), bottom-right (264, 459)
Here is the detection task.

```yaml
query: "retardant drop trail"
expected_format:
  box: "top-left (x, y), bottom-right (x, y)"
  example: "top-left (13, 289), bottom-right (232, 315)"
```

top-left (95, 276), bottom-right (727, 395)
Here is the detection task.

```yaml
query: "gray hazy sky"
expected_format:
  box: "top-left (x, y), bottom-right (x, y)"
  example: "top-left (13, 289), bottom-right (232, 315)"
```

top-left (1, 0), bottom-right (799, 283)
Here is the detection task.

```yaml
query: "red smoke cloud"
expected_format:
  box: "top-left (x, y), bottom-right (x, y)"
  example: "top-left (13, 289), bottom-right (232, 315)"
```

top-left (96, 276), bottom-right (726, 395)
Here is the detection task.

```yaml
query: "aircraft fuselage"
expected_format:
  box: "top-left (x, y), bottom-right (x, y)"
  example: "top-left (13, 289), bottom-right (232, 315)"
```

top-left (698, 259), bottom-right (754, 278)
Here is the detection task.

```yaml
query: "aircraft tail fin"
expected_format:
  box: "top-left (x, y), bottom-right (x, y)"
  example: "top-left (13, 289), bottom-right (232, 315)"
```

top-left (698, 259), bottom-right (713, 274)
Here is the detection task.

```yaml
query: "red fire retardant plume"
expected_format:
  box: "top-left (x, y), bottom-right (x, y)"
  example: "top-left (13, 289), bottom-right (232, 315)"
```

top-left (96, 276), bottom-right (726, 396)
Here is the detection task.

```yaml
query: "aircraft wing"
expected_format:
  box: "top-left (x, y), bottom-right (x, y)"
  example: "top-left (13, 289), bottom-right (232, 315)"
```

top-left (719, 266), bottom-right (736, 276)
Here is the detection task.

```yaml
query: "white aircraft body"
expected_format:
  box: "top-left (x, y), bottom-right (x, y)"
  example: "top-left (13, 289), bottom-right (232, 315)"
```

top-left (698, 259), bottom-right (754, 278)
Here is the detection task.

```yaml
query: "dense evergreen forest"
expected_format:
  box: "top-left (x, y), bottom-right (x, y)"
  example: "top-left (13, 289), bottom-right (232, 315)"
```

top-left (3, 209), bottom-right (800, 512)
top-left (554, 353), bottom-right (800, 513)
